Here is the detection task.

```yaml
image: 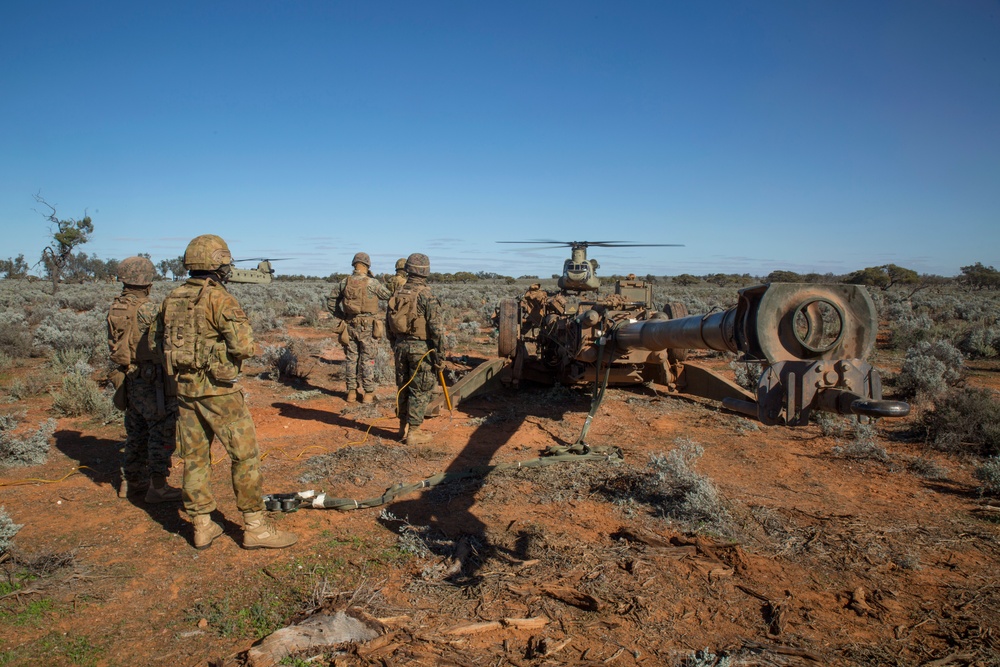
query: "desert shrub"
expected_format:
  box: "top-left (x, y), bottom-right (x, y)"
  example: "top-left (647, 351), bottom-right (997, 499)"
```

top-left (729, 360), bottom-right (762, 391)
top-left (924, 387), bottom-right (1000, 457)
top-left (257, 339), bottom-right (308, 380)
top-left (0, 415), bottom-right (56, 467)
top-left (600, 439), bottom-right (732, 535)
top-left (887, 313), bottom-right (936, 350)
top-left (975, 458), bottom-right (1000, 495)
top-left (50, 362), bottom-right (117, 421)
top-left (454, 321), bottom-right (481, 346)
top-left (831, 421), bottom-right (889, 461)
top-left (7, 372), bottom-right (53, 400)
top-left (55, 283), bottom-right (114, 312)
top-left (812, 412), bottom-right (854, 437)
top-left (0, 351), bottom-right (10, 371)
top-left (32, 309), bottom-right (106, 360)
top-left (49, 348), bottom-right (93, 374)
top-left (906, 456), bottom-right (949, 480)
top-left (0, 507), bottom-right (22, 554)
top-left (896, 339), bottom-right (964, 399)
top-left (0, 311), bottom-right (33, 358)
top-left (956, 324), bottom-right (1000, 359)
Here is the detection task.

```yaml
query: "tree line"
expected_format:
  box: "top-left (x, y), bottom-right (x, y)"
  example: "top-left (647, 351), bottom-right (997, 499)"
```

top-left (6, 196), bottom-right (999, 291)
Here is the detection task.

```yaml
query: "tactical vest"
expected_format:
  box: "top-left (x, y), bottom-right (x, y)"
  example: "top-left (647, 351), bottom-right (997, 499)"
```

top-left (387, 284), bottom-right (430, 339)
top-left (159, 281), bottom-right (239, 382)
top-left (107, 292), bottom-right (152, 366)
top-left (341, 275), bottom-right (379, 317)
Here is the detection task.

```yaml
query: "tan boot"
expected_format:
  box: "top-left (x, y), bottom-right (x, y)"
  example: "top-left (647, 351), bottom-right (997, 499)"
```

top-left (145, 475), bottom-right (182, 503)
top-left (346, 389), bottom-right (357, 403)
top-left (362, 391), bottom-right (375, 404)
top-left (192, 514), bottom-right (224, 550)
top-left (398, 420), bottom-right (409, 442)
top-left (406, 425), bottom-right (432, 445)
top-left (243, 511), bottom-right (297, 550)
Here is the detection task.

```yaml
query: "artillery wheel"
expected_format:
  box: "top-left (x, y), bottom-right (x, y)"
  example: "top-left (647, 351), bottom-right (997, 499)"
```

top-left (497, 298), bottom-right (519, 358)
top-left (664, 301), bottom-right (690, 362)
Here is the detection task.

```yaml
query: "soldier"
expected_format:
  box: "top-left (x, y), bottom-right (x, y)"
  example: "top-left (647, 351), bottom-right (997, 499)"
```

top-left (386, 253), bottom-right (445, 445)
top-left (107, 256), bottom-right (181, 503)
top-left (326, 252), bottom-right (392, 403)
top-left (150, 234), bottom-right (296, 551)
top-left (385, 258), bottom-right (408, 294)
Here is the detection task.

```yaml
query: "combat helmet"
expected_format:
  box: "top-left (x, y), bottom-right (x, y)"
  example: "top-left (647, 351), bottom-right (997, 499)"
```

top-left (394, 258), bottom-right (407, 271)
top-left (183, 234), bottom-right (232, 271)
top-left (117, 256), bottom-right (156, 286)
top-left (351, 252), bottom-right (371, 268)
top-left (404, 252), bottom-right (430, 277)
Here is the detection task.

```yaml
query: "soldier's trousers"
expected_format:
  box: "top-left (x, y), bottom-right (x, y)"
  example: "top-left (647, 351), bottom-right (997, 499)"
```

top-left (393, 338), bottom-right (437, 427)
top-left (343, 317), bottom-right (381, 393)
top-left (121, 366), bottom-right (177, 483)
top-left (176, 390), bottom-right (264, 516)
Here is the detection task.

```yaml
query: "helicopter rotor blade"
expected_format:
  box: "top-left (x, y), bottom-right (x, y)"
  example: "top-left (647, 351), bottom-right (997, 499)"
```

top-left (233, 257), bottom-right (294, 263)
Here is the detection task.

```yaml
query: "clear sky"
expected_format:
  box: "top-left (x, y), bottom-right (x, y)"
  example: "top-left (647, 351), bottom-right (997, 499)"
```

top-left (2, 1), bottom-right (998, 279)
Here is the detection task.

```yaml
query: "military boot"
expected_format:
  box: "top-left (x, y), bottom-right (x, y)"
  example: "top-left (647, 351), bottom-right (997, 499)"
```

top-left (192, 514), bottom-right (224, 550)
top-left (362, 391), bottom-right (375, 404)
top-left (243, 511), bottom-right (297, 550)
top-left (118, 478), bottom-right (149, 499)
top-left (398, 419), bottom-right (409, 443)
top-left (406, 425), bottom-right (432, 445)
top-left (145, 475), bottom-right (182, 503)
top-left (346, 388), bottom-right (357, 403)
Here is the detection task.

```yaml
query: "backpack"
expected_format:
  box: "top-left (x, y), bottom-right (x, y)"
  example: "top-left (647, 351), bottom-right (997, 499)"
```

top-left (387, 285), bottom-right (429, 338)
top-left (341, 275), bottom-right (378, 317)
top-left (160, 286), bottom-right (209, 375)
top-left (107, 293), bottom-right (143, 366)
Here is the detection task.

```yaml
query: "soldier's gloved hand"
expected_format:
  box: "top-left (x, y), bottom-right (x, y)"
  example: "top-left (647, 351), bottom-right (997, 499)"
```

top-left (430, 350), bottom-right (444, 373)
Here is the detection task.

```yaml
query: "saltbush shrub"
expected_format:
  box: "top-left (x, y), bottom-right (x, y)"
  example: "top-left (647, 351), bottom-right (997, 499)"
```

top-left (601, 439), bottom-right (732, 536)
top-left (0, 311), bottom-right (33, 358)
top-left (896, 340), bottom-right (964, 399)
top-left (0, 506), bottom-right (22, 554)
top-left (924, 387), bottom-right (1000, 457)
top-left (975, 458), bottom-right (1000, 495)
top-left (50, 362), bottom-right (117, 421)
top-left (0, 415), bottom-right (56, 467)
top-left (32, 309), bottom-right (106, 360)
top-left (957, 324), bottom-right (1000, 359)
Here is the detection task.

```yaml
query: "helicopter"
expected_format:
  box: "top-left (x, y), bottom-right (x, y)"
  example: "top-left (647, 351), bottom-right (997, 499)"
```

top-left (228, 258), bottom-right (291, 284)
top-left (497, 240), bottom-right (683, 293)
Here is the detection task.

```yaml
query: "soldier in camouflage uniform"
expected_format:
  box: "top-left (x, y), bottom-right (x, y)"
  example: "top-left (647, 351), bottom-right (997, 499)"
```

top-left (387, 253), bottom-right (445, 445)
top-left (326, 252), bottom-right (392, 403)
top-left (150, 234), bottom-right (296, 551)
top-left (107, 256), bottom-right (181, 503)
top-left (385, 258), bottom-right (408, 294)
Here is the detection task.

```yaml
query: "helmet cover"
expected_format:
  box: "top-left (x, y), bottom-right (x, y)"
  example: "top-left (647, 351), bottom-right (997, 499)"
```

top-left (117, 256), bottom-right (156, 285)
top-left (404, 252), bottom-right (430, 277)
top-left (183, 234), bottom-right (232, 271)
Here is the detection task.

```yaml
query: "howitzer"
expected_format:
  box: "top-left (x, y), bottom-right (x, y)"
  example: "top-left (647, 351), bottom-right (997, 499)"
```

top-left (429, 281), bottom-right (909, 426)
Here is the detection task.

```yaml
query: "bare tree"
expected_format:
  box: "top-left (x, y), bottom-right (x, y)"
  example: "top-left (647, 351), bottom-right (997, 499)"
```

top-left (34, 193), bottom-right (93, 294)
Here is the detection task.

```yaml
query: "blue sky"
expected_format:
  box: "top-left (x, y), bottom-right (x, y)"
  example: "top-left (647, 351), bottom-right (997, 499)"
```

top-left (2, 1), bottom-right (998, 279)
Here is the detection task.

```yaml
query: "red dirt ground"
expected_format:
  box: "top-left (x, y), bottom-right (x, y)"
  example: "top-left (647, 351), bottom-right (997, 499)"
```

top-left (2, 323), bottom-right (999, 666)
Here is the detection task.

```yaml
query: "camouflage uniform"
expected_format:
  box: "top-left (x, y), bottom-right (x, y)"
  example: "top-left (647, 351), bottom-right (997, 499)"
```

top-left (385, 258), bottom-right (408, 294)
top-left (388, 274), bottom-right (445, 428)
top-left (326, 269), bottom-right (392, 395)
top-left (111, 288), bottom-right (177, 485)
top-left (150, 276), bottom-right (264, 516)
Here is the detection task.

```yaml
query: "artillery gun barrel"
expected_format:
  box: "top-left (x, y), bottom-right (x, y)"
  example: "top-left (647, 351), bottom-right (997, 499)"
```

top-left (613, 309), bottom-right (740, 356)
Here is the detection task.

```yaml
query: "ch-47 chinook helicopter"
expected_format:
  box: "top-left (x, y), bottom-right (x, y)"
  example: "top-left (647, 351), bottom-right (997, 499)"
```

top-left (497, 240), bottom-right (683, 293)
top-left (227, 258), bottom-right (290, 284)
